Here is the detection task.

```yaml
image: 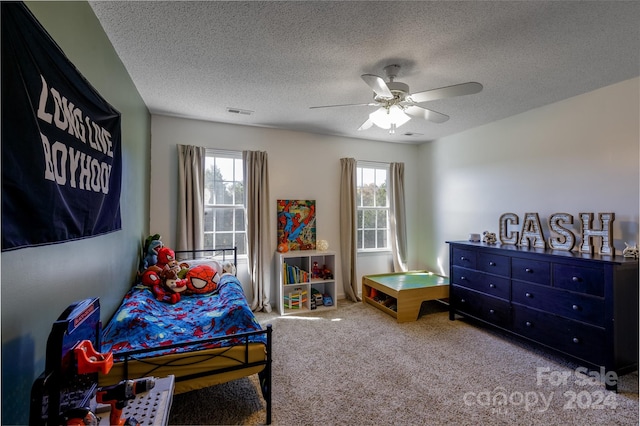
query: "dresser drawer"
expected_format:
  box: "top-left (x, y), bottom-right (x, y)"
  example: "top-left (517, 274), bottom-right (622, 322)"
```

top-left (447, 240), bottom-right (639, 382)
top-left (512, 258), bottom-right (550, 285)
top-left (452, 267), bottom-right (510, 300)
top-left (477, 252), bottom-right (510, 277)
top-left (553, 264), bottom-right (604, 297)
top-left (451, 285), bottom-right (511, 328)
top-left (451, 247), bottom-right (476, 269)
top-left (512, 305), bottom-right (606, 365)
top-left (512, 281), bottom-right (604, 327)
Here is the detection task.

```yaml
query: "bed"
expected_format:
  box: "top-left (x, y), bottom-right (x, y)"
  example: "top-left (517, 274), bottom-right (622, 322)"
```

top-left (98, 247), bottom-right (272, 424)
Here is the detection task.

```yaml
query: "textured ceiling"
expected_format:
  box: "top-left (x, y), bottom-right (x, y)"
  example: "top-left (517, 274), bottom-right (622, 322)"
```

top-left (89, 1), bottom-right (640, 144)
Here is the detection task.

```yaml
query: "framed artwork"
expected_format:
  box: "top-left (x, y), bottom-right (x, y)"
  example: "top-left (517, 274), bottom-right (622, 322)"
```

top-left (277, 200), bottom-right (316, 251)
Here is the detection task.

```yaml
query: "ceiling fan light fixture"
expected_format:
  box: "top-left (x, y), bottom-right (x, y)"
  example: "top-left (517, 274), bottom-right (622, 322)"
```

top-left (311, 64), bottom-right (482, 136)
top-left (369, 105), bottom-right (411, 132)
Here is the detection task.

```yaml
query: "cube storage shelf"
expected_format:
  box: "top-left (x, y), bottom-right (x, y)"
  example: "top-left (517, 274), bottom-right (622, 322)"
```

top-left (277, 250), bottom-right (337, 315)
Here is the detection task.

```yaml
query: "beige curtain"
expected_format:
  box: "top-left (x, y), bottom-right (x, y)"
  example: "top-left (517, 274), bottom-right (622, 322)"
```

top-left (244, 151), bottom-right (272, 312)
top-left (339, 158), bottom-right (360, 302)
top-left (177, 145), bottom-right (205, 252)
top-left (389, 162), bottom-right (408, 272)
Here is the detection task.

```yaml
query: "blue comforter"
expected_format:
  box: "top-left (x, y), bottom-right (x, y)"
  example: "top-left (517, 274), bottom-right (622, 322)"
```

top-left (101, 275), bottom-right (264, 359)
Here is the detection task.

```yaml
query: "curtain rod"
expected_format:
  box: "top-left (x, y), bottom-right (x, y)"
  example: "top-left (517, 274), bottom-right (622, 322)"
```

top-left (358, 160), bottom-right (405, 166)
top-left (206, 148), bottom-right (242, 157)
top-left (358, 160), bottom-right (389, 165)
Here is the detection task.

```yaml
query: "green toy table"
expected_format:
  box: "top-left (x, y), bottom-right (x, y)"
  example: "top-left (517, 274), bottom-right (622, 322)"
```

top-left (362, 271), bottom-right (449, 322)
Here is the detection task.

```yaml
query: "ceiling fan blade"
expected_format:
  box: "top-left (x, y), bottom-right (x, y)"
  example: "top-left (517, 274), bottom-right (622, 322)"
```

top-left (310, 102), bottom-right (377, 109)
top-left (405, 105), bottom-right (449, 123)
top-left (361, 74), bottom-right (394, 99)
top-left (357, 118), bottom-right (374, 131)
top-left (410, 82), bottom-right (483, 104)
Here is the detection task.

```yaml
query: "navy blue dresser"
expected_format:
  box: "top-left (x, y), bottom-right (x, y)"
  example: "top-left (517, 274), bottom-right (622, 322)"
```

top-left (448, 241), bottom-right (638, 390)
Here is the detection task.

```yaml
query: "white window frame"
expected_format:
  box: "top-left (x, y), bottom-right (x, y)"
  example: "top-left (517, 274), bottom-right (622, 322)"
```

top-left (356, 162), bottom-right (390, 252)
top-left (203, 149), bottom-right (246, 256)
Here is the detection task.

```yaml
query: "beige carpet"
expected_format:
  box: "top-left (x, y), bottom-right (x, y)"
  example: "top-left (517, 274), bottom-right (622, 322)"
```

top-left (168, 300), bottom-right (639, 425)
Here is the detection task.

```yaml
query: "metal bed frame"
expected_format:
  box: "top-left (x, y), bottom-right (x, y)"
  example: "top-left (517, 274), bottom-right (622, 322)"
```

top-left (108, 247), bottom-right (273, 424)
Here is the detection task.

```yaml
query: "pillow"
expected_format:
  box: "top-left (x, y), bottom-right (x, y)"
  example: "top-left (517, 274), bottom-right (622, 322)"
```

top-left (180, 258), bottom-right (221, 272)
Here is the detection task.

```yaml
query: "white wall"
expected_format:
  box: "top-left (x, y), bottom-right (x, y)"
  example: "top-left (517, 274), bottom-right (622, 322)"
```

top-left (418, 77), bottom-right (640, 275)
top-left (150, 116), bottom-right (421, 302)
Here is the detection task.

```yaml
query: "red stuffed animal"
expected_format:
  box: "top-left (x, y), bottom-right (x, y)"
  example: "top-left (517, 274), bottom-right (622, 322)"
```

top-left (140, 267), bottom-right (185, 304)
top-left (140, 246), bottom-right (187, 304)
top-left (178, 264), bottom-right (221, 295)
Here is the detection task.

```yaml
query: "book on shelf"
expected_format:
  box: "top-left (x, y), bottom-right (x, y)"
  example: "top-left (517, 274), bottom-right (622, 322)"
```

top-left (283, 262), bottom-right (309, 284)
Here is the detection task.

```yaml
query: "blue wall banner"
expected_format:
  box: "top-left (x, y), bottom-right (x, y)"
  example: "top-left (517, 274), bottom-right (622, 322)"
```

top-left (2, 2), bottom-right (122, 251)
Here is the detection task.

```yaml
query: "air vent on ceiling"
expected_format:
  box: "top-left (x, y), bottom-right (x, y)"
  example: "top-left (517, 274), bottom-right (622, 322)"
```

top-left (226, 107), bottom-right (253, 116)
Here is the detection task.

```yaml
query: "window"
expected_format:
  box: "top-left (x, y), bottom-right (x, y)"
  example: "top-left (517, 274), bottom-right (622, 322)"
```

top-left (356, 163), bottom-right (389, 251)
top-left (204, 150), bottom-right (246, 255)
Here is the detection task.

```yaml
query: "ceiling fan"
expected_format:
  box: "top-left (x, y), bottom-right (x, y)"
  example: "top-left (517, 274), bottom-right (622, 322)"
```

top-left (310, 64), bottom-right (482, 134)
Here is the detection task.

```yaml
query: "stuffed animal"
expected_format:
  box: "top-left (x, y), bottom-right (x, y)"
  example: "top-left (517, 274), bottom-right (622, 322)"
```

top-left (139, 246), bottom-right (188, 304)
top-left (140, 234), bottom-right (163, 271)
top-left (161, 265), bottom-right (187, 299)
top-left (178, 264), bottom-right (221, 294)
top-left (155, 247), bottom-right (177, 270)
top-left (220, 260), bottom-right (236, 276)
top-left (140, 266), bottom-right (185, 304)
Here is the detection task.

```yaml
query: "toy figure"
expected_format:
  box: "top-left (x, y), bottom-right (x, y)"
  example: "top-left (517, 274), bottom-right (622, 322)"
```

top-left (321, 265), bottom-right (333, 279)
top-left (312, 262), bottom-right (321, 279)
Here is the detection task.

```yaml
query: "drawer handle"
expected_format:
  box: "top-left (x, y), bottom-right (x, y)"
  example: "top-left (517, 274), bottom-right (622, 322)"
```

top-left (572, 337), bottom-right (580, 344)
top-left (525, 321), bottom-right (533, 327)
top-left (489, 261), bottom-right (496, 266)
top-left (460, 256), bottom-right (467, 261)
top-left (489, 283), bottom-right (496, 288)
top-left (525, 292), bottom-right (533, 298)
top-left (489, 309), bottom-right (495, 314)
top-left (461, 276), bottom-right (467, 281)
top-left (572, 276), bottom-right (582, 282)
top-left (525, 268), bottom-right (533, 273)
top-left (460, 298), bottom-right (466, 303)
top-left (572, 304), bottom-right (580, 311)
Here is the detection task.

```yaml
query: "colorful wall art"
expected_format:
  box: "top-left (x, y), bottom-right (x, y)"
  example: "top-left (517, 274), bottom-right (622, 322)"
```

top-left (277, 200), bottom-right (316, 251)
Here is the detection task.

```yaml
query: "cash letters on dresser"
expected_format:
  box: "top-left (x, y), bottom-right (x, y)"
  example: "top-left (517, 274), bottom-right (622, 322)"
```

top-left (448, 241), bottom-right (638, 391)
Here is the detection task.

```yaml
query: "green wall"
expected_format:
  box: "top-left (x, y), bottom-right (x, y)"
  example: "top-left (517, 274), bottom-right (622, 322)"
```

top-left (1, 2), bottom-right (150, 424)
